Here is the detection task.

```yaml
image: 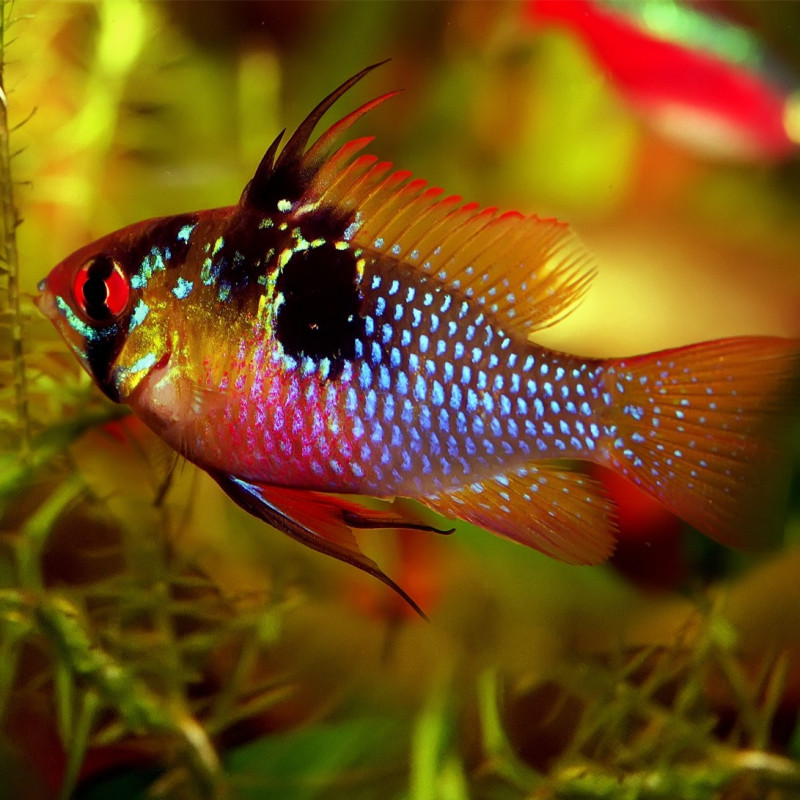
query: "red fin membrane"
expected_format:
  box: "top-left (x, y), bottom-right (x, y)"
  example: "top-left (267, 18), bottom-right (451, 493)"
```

top-left (305, 151), bottom-right (596, 336)
top-left (596, 337), bottom-right (800, 549)
top-left (212, 473), bottom-right (448, 618)
top-left (423, 465), bottom-right (617, 564)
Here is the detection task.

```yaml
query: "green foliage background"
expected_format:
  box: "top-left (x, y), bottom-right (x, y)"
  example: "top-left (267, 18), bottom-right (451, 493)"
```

top-left (3, 1), bottom-right (800, 798)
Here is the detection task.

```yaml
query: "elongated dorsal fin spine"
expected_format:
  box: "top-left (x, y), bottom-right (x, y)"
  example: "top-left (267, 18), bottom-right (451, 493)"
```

top-left (241, 61), bottom-right (395, 211)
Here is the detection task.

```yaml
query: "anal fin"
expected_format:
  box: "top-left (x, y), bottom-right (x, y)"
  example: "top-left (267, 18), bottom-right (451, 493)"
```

top-left (422, 465), bottom-right (617, 565)
top-left (211, 473), bottom-right (448, 618)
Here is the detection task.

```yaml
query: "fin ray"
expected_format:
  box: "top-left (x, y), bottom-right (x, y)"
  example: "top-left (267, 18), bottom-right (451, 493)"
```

top-left (212, 473), bottom-right (443, 617)
top-left (596, 337), bottom-right (800, 549)
top-left (422, 465), bottom-right (617, 565)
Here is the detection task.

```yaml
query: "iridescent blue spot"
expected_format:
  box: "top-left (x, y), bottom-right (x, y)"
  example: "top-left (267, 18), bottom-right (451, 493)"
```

top-left (542, 421), bottom-right (554, 435)
top-left (436, 340), bottom-right (446, 356)
top-left (401, 329), bottom-right (411, 346)
top-left (459, 301), bottom-right (469, 319)
top-left (419, 334), bottom-right (430, 353)
top-left (443, 362), bottom-right (454, 381)
top-left (523, 355), bottom-right (535, 372)
top-left (419, 406), bottom-right (432, 432)
top-left (482, 394), bottom-right (494, 414)
top-left (390, 347), bottom-right (401, 368)
top-left (402, 400), bottom-right (414, 424)
top-left (465, 437), bottom-right (477, 456)
top-left (370, 341), bottom-right (381, 364)
top-left (440, 295), bottom-right (452, 313)
top-left (126, 352), bottom-right (157, 375)
top-left (477, 371), bottom-right (487, 390)
top-left (472, 417), bottom-right (484, 435)
top-left (371, 275), bottom-right (381, 290)
top-left (466, 390), bottom-right (478, 413)
top-left (559, 420), bottom-right (570, 435)
top-left (365, 391), bottom-right (377, 420)
top-left (454, 342), bottom-right (465, 359)
top-left (507, 419), bottom-right (518, 437)
top-left (541, 364), bottom-right (549, 376)
top-left (394, 304), bottom-right (404, 321)
top-left (432, 381), bottom-right (445, 406)
top-left (129, 299), bottom-right (149, 332)
top-left (177, 223), bottom-right (196, 243)
top-left (461, 366), bottom-right (471, 384)
top-left (379, 365), bottom-right (391, 392)
top-left (543, 382), bottom-right (554, 398)
top-left (517, 398), bottom-right (528, 415)
top-left (383, 395), bottom-right (395, 421)
top-left (631, 432), bottom-right (646, 443)
top-left (500, 395), bottom-right (511, 416)
top-left (409, 354), bottom-right (419, 371)
top-left (414, 375), bottom-right (427, 401)
top-left (397, 373), bottom-right (409, 395)
top-left (450, 385), bottom-right (462, 409)
top-left (412, 309), bottom-right (422, 328)
top-left (172, 277), bottom-right (193, 299)
top-left (471, 348), bottom-right (482, 363)
top-left (456, 412), bottom-right (468, 434)
top-left (561, 384), bottom-right (570, 399)
top-left (465, 325), bottom-right (475, 341)
top-left (376, 237), bottom-right (386, 249)
top-left (375, 297), bottom-right (386, 316)
top-left (533, 398), bottom-right (544, 418)
top-left (430, 314), bottom-right (440, 334)
top-left (359, 362), bottom-right (372, 390)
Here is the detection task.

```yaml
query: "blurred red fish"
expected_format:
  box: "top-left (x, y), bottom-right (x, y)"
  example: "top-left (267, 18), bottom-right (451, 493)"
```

top-left (36, 64), bottom-right (799, 615)
top-left (526, 0), bottom-right (799, 161)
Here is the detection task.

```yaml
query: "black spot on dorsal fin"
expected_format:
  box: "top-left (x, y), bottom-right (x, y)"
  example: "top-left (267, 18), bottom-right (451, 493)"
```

top-left (240, 61), bottom-right (399, 213)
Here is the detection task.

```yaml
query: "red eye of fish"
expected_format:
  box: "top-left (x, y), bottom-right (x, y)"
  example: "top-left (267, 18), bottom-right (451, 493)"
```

top-left (72, 256), bottom-right (130, 322)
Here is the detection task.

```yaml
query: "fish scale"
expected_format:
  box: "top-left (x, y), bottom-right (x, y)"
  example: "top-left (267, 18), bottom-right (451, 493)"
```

top-left (36, 63), bottom-right (800, 614)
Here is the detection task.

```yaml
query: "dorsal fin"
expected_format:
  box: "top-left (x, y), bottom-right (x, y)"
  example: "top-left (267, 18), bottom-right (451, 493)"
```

top-left (300, 132), bottom-right (596, 338)
top-left (253, 62), bottom-right (597, 335)
top-left (240, 61), bottom-right (399, 212)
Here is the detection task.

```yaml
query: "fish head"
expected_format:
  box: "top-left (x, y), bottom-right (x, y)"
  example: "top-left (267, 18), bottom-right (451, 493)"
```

top-left (36, 212), bottom-right (207, 404)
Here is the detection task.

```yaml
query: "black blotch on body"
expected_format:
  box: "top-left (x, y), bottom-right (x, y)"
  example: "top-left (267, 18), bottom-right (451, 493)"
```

top-left (275, 240), bottom-right (363, 374)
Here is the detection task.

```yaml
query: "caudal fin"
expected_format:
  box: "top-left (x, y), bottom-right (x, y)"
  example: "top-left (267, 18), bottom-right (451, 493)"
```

top-left (595, 337), bottom-right (800, 550)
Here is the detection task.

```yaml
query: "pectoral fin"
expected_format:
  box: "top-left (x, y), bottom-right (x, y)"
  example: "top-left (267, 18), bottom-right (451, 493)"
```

top-left (211, 473), bottom-right (449, 618)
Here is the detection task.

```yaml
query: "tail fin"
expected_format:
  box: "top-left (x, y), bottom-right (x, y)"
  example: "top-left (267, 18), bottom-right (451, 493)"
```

top-left (594, 337), bottom-right (800, 550)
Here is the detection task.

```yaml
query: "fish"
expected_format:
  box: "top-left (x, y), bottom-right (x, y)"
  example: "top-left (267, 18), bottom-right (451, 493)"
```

top-left (525, 0), bottom-right (800, 162)
top-left (36, 62), bottom-right (799, 616)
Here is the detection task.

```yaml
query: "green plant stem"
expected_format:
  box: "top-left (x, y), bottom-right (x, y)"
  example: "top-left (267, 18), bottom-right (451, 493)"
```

top-left (0, 0), bottom-right (30, 460)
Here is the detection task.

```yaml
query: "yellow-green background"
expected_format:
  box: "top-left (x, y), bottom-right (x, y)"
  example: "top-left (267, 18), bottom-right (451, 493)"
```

top-left (3, 2), bottom-right (800, 798)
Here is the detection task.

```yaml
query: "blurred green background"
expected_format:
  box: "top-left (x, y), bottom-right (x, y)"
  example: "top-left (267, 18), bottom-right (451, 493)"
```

top-left (3, 1), bottom-right (800, 798)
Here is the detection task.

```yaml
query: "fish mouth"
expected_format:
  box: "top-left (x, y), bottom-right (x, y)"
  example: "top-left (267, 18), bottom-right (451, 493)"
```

top-left (33, 286), bottom-right (58, 321)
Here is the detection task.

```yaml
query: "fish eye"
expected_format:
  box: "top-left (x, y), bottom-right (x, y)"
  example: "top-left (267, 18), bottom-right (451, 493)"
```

top-left (72, 255), bottom-right (130, 322)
